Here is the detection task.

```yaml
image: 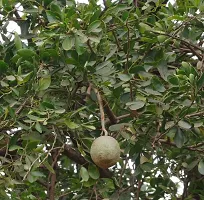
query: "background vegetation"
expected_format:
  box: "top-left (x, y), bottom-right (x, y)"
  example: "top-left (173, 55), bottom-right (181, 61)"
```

top-left (0, 0), bottom-right (204, 199)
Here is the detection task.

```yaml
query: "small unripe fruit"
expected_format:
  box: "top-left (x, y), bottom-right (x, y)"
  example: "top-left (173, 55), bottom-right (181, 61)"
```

top-left (90, 136), bottom-right (120, 169)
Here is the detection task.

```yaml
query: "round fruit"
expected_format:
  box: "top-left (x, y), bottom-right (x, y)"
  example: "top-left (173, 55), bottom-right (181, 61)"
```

top-left (90, 136), bottom-right (120, 169)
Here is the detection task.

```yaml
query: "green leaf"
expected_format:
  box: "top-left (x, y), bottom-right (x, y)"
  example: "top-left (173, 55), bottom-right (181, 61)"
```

top-left (17, 49), bottom-right (36, 58)
top-left (88, 20), bottom-right (101, 33)
top-left (187, 160), bottom-right (199, 171)
top-left (6, 75), bottom-right (15, 81)
top-left (139, 22), bottom-right (152, 32)
top-left (106, 45), bottom-right (117, 61)
top-left (9, 145), bottom-right (23, 151)
top-left (197, 73), bottom-right (204, 89)
top-left (198, 160), bottom-right (204, 175)
top-left (0, 60), bottom-right (8, 74)
top-left (46, 10), bottom-right (59, 22)
top-left (157, 60), bottom-right (168, 81)
top-left (27, 174), bottom-right (37, 183)
top-left (35, 122), bottom-right (42, 133)
top-left (140, 162), bottom-right (154, 172)
top-left (39, 76), bottom-right (51, 90)
top-left (168, 75), bottom-right (179, 86)
top-left (43, 161), bottom-right (55, 174)
top-left (109, 123), bottom-right (130, 132)
top-left (178, 120), bottom-right (191, 129)
top-left (165, 121), bottom-right (175, 130)
top-left (64, 120), bottom-right (79, 129)
top-left (80, 167), bottom-right (89, 182)
top-left (88, 165), bottom-right (99, 180)
top-left (41, 101), bottom-right (54, 109)
top-left (145, 88), bottom-right (162, 96)
top-left (157, 35), bottom-right (168, 43)
top-left (174, 128), bottom-right (185, 148)
top-left (31, 171), bottom-right (45, 177)
top-left (62, 36), bottom-right (75, 51)
top-left (126, 101), bottom-right (145, 110)
top-left (118, 74), bottom-right (131, 82)
top-left (75, 35), bottom-right (85, 55)
top-left (14, 32), bottom-right (22, 50)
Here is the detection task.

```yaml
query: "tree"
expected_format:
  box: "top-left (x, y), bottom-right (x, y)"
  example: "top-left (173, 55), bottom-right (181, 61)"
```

top-left (0, 0), bottom-right (204, 199)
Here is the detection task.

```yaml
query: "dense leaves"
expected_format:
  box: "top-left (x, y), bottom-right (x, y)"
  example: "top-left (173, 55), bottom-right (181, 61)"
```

top-left (0, 0), bottom-right (204, 199)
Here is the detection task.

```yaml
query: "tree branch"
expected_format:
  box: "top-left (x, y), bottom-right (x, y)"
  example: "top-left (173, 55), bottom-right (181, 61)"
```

top-left (102, 98), bottom-right (118, 124)
top-left (63, 144), bottom-right (112, 178)
top-left (186, 111), bottom-right (204, 117)
top-left (159, 139), bottom-right (204, 153)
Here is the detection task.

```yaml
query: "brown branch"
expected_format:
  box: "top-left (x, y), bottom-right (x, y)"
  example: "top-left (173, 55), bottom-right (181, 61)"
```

top-left (48, 150), bottom-right (59, 200)
top-left (181, 175), bottom-right (189, 200)
top-left (49, 172), bottom-right (56, 200)
top-left (37, 180), bottom-right (48, 188)
top-left (87, 83), bottom-right (118, 125)
top-left (63, 144), bottom-right (112, 178)
top-left (182, 42), bottom-right (203, 60)
top-left (102, 98), bottom-right (118, 124)
top-left (117, 114), bottom-right (131, 120)
top-left (152, 31), bottom-right (204, 54)
top-left (133, 0), bottom-right (138, 7)
top-left (136, 180), bottom-right (143, 200)
top-left (13, 8), bottom-right (21, 19)
top-left (159, 139), bottom-right (204, 153)
top-left (119, 180), bottom-right (137, 194)
top-left (188, 142), bottom-right (204, 149)
top-left (87, 39), bottom-right (94, 54)
top-left (15, 97), bottom-right (30, 115)
top-left (186, 111), bottom-right (204, 117)
top-left (105, 113), bottom-right (131, 126)
top-left (112, 30), bottom-right (122, 50)
top-left (94, 185), bottom-right (98, 200)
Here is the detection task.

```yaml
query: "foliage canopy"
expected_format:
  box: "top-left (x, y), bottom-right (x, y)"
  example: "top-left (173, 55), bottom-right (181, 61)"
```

top-left (0, 0), bottom-right (204, 199)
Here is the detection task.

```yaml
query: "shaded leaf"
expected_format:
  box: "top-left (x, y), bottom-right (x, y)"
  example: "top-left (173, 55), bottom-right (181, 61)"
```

top-left (88, 20), bottom-right (101, 33)
top-left (178, 120), bottom-right (191, 129)
top-left (174, 128), bottom-right (185, 148)
top-left (64, 120), bottom-right (79, 129)
top-left (62, 36), bottom-right (75, 51)
top-left (0, 60), bottom-right (8, 74)
top-left (198, 160), bottom-right (204, 175)
top-left (126, 101), bottom-right (145, 110)
top-left (88, 165), bottom-right (99, 180)
top-left (14, 32), bottom-right (22, 50)
top-left (39, 76), bottom-right (51, 90)
top-left (80, 167), bottom-right (89, 182)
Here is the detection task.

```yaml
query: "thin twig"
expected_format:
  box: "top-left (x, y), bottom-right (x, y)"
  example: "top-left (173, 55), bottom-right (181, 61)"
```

top-left (15, 97), bottom-right (30, 115)
top-left (125, 22), bottom-right (130, 73)
top-left (159, 139), bottom-right (204, 153)
top-left (188, 142), bottom-right (204, 149)
top-left (93, 87), bottom-right (108, 136)
top-left (112, 30), bottom-right (121, 50)
top-left (152, 31), bottom-right (204, 53)
top-left (87, 39), bottom-right (94, 54)
top-left (186, 111), bottom-right (204, 117)
top-left (136, 180), bottom-right (143, 200)
top-left (49, 153), bottom-right (57, 200)
top-left (119, 156), bottom-right (128, 186)
top-left (94, 185), bottom-right (98, 200)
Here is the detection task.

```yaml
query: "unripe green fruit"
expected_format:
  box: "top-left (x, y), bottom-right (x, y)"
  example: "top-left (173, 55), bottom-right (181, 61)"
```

top-left (90, 136), bottom-right (120, 169)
